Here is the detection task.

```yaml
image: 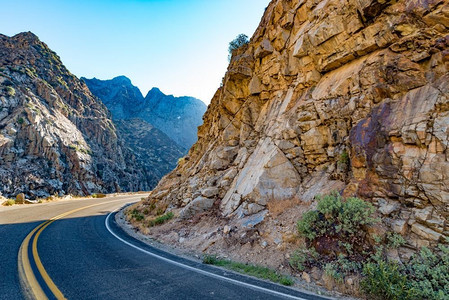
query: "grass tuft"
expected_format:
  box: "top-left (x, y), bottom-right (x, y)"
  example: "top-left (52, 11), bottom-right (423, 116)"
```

top-left (148, 212), bottom-right (174, 227)
top-left (203, 255), bottom-right (294, 286)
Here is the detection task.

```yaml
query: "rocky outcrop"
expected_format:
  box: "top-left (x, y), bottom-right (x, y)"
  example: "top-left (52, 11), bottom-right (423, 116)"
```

top-left (0, 32), bottom-right (150, 199)
top-left (83, 77), bottom-right (207, 149)
top-left (133, 0), bottom-right (449, 259)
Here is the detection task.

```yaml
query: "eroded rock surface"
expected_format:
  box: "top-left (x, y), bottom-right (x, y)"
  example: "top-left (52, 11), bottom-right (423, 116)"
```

top-left (133, 0), bottom-right (449, 260)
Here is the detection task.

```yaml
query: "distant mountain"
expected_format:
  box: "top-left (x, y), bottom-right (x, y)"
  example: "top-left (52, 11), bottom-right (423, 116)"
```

top-left (143, 87), bottom-right (207, 149)
top-left (0, 32), bottom-right (151, 198)
top-left (80, 76), bottom-right (144, 119)
top-left (114, 118), bottom-right (185, 188)
top-left (82, 77), bottom-right (207, 149)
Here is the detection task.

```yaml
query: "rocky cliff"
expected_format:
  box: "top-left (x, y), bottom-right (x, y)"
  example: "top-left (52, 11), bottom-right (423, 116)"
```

top-left (131, 0), bottom-right (449, 266)
top-left (83, 77), bottom-right (207, 149)
top-left (0, 32), bottom-right (150, 199)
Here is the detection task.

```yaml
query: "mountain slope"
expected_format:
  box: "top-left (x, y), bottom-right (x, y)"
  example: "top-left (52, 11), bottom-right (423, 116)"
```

top-left (114, 118), bottom-right (185, 188)
top-left (83, 77), bottom-right (207, 149)
top-left (142, 88), bottom-right (207, 149)
top-left (0, 32), bottom-right (150, 198)
top-left (131, 0), bottom-right (449, 270)
top-left (80, 76), bottom-right (144, 120)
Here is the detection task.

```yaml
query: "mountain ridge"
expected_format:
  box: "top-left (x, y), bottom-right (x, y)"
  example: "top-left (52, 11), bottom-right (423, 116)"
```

top-left (83, 76), bottom-right (207, 149)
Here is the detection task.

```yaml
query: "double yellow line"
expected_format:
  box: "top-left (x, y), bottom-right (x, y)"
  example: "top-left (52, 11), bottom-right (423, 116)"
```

top-left (17, 201), bottom-right (116, 300)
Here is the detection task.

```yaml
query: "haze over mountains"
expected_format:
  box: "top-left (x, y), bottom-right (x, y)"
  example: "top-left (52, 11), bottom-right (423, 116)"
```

top-left (82, 76), bottom-right (207, 150)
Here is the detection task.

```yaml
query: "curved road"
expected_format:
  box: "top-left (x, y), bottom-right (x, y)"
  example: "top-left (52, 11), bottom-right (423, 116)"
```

top-left (0, 195), bottom-right (330, 300)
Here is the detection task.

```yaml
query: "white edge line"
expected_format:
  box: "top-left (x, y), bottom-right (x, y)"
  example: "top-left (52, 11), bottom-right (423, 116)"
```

top-left (105, 209), bottom-right (322, 300)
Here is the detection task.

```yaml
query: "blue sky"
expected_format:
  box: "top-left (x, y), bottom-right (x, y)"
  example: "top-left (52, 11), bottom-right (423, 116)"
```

top-left (0, 0), bottom-right (268, 104)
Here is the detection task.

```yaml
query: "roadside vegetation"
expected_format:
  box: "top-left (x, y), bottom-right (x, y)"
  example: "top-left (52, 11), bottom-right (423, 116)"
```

top-left (203, 255), bottom-right (294, 286)
top-left (290, 192), bottom-right (449, 299)
top-left (128, 205), bottom-right (174, 228)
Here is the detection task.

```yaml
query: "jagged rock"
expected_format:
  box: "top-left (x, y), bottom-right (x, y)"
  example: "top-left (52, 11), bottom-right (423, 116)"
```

top-left (179, 196), bottom-right (214, 219)
top-left (201, 187), bottom-right (219, 198)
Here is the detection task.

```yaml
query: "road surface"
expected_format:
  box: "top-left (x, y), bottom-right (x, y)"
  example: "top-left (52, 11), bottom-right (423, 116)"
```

top-left (0, 194), bottom-right (331, 300)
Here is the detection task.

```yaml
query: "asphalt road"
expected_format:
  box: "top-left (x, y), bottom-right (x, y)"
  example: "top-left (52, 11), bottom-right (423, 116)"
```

top-left (0, 195), bottom-right (331, 300)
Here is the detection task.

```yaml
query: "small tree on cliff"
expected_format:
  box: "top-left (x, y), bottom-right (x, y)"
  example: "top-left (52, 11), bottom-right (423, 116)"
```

top-left (228, 34), bottom-right (249, 61)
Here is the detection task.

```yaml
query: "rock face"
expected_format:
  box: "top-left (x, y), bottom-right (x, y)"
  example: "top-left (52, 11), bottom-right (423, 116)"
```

top-left (134, 0), bottom-right (449, 255)
top-left (0, 32), bottom-right (150, 199)
top-left (83, 77), bottom-right (207, 149)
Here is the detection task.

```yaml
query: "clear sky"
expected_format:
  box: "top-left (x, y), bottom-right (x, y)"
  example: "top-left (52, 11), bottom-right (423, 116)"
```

top-left (0, 0), bottom-right (269, 104)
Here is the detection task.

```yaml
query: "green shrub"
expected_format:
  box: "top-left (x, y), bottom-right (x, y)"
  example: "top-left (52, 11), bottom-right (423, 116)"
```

top-left (297, 192), bottom-right (377, 242)
top-left (91, 193), bottom-right (106, 198)
top-left (228, 34), bottom-right (249, 60)
top-left (361, 252), bottom-right (413, 299)
top-left (148, 212), bottom-right (174, 227)
top-left (5, 86), bottom-right (15, 97)
top-left (324, 255), bottom-right (362, 283)
top-left (406, 244), bottom-right (449, 299)
top-left (338, 150), bottom-right (349, 166)
top-left (289, 247), bottom-right (319, 272)
top-left (386, 232), bottom-right (406, 249)
top-left (17, 117), bottom-right (25, 124)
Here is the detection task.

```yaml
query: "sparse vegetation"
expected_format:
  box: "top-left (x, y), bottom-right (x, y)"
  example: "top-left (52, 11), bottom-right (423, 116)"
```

top-left (338, 150), bottom-right (349, 166)
top-left (203, 255), bottom-right (294, 286)
top-left (148, 211), bottom-right (174, 227)
top-left (69, 144), bottom-right (93, 155)
top-left (5, 86), bottom-right (15, 97)
top-left (2, 199), bottom-right (15, 206)
top-left (228, 34), bottom-right (249, 60)
top-left (91, 193), bottom-right (106, 198)
top-left (130, 209), bottom-right (144, 221)
top-left (289, 247), bottom-right (318, 272)
top-left (293, 192), bottom-right (449, 299)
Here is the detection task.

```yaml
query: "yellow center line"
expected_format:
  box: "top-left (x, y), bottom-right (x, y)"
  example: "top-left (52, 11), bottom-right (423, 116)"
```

top-left (18, 198), bottom-right (138, 300)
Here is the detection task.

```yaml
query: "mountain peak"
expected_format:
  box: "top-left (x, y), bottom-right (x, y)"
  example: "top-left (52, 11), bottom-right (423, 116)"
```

top-left (111, 75), bottom-right (132, 84)
top-left (146, 87), bottom-right (165, 98)
top-left (13, 31), bottom-right (41, 44)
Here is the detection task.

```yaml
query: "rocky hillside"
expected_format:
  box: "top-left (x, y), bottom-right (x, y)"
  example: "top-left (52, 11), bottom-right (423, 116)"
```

top-left (0, 32), bottom-right (150, 199)
top-left (83, 77), bottom-right (207, 149)
top-left (114, 118), bottom-right (185, 188)
top-left (131, 0), bottom-right (449, 276)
